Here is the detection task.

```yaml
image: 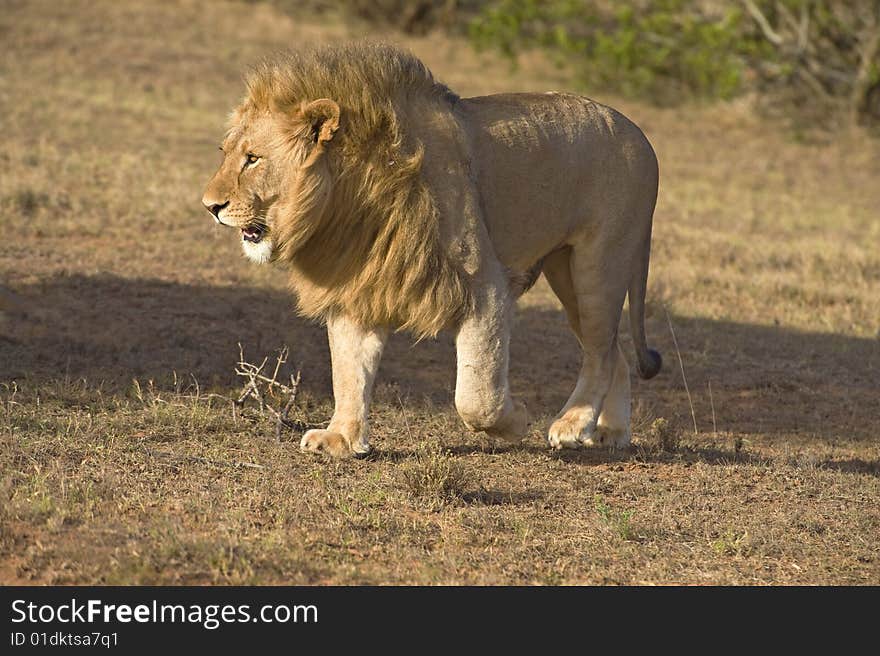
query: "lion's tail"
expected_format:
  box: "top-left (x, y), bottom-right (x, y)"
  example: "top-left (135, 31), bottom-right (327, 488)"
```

top-left (628, 231), bottom-right (662, 380)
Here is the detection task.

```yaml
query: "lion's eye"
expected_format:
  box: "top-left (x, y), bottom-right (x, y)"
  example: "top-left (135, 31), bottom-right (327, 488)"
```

top-left (246, 153), bottom-right (260, 165)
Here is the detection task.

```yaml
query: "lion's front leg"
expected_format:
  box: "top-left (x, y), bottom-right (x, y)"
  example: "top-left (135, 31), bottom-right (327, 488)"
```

top-left (454, 291), bottom-right (529, 441)
top-left (300, 314), bottom-right (388, 458)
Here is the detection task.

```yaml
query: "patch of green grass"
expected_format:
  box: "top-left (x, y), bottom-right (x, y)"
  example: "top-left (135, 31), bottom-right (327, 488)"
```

top-left (711, 529), bottom-right (752, 557)
top-left (594, 495), bottom-right (636, 541)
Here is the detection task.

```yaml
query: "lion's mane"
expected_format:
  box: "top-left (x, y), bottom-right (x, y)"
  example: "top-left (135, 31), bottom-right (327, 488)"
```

top-left (238, 43), bottom-right (472, 338)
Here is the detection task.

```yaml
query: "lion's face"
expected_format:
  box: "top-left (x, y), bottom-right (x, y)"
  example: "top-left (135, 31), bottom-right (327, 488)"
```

top-left (201, 100), bottom-right (340, 264)
top-left (202, 113), bottom-right (286, 264)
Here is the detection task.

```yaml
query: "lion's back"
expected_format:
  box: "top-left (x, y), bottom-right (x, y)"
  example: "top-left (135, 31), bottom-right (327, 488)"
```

top-left (460, 91), bottom-right (656, 179)
top-left (457, 92), bottom-right (657, 270)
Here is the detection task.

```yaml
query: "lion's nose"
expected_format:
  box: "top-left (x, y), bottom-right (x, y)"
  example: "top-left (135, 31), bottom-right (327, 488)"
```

top-left (204, 200), bottom-right (229, 219)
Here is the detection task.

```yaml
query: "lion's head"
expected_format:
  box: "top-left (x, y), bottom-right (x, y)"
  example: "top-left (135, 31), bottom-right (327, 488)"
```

top-left (202, 44), bottom-right (471, 337)
top-left (202, 93), bottom-right (340, 264)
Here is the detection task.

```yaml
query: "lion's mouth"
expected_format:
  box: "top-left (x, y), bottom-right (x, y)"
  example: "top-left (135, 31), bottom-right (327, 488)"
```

top-left (241, 224), bottom-right (265, 244)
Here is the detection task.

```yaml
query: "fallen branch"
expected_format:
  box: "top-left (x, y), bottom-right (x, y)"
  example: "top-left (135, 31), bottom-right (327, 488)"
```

top-left (234, 344), bottom-right (305, 441)
top-left (274, 371), bottom-right (302, 441)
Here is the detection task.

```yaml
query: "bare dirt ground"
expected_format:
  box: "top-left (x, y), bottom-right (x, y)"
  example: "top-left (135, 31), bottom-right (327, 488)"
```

top-left (1, 0), bottom-right (878, 585)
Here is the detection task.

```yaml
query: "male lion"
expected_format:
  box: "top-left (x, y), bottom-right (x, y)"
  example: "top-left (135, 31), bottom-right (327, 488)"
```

top-left (202, 43), bottom-right (662, 458)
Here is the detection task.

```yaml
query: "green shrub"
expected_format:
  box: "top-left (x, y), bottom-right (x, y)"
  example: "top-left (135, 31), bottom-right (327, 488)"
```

top-left (470, 0), bottom-right (880, 127)
top-left (470, 0), bottom-right (749, 103)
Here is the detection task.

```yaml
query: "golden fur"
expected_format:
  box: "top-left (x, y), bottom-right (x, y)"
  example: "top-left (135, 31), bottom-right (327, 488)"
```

top-left (237, 44), bottom-right (471, 338)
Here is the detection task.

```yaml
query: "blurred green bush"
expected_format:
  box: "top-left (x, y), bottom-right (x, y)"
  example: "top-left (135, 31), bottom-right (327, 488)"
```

top-left (468, 0), bottom-right (880, 129)
top-left (470, 0), bottom-right (752, 103)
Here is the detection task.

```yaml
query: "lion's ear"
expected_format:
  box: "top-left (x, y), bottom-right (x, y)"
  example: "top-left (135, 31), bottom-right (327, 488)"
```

top-left (302, 99), bottom-right (340, 145)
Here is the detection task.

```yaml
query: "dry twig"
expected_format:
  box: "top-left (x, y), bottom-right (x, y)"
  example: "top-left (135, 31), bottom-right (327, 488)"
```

top-left (708, 380), bottom-right (717, 437)
top-left (665, 309), bottom-right (698, 436)
top-left (234, 343), bottom-right (304, 440)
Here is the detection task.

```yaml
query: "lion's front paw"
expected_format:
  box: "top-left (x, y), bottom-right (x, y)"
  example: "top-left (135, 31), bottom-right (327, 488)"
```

top-left (300, 429), bottom-right (357, 458)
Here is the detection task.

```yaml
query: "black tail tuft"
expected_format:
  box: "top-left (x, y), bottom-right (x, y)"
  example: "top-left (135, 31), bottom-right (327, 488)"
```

top-left (637, 348), bottom-right (662, 380)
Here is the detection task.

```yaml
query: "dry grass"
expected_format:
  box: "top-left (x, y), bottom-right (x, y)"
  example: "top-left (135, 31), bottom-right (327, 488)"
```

top-left (399, 441), bottom-right (471, 511)
top-left (0, 0), bottom-right (878, 585)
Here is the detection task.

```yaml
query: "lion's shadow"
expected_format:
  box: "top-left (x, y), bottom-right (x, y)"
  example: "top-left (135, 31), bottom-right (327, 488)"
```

top-left (1, 273), bottom-right (877, 445)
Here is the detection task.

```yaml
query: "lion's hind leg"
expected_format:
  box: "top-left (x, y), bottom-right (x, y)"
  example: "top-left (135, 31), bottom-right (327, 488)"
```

top-left (593, 341), bottom-right (632, 447)
top-left (544, 240), bottom-right (629, 449)
top-left (542, 247), bottom-right (582, 345)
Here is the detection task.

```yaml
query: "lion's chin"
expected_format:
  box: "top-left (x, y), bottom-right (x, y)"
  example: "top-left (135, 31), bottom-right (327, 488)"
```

top-left (242, 236), bottom-right (274, 264)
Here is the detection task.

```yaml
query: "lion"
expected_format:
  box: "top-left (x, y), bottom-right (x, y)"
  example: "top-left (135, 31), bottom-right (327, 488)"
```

top-left (202, 43), bottom-right (662, 458)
